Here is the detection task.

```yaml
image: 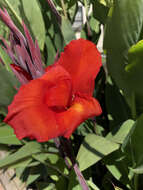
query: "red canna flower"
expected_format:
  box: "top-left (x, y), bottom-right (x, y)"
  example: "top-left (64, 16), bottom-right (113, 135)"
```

top-left (0, 9), bottom-right (102, 142)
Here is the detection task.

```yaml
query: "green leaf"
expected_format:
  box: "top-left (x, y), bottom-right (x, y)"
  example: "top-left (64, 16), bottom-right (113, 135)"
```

top-left (76, 134), bottom-right (120, 171)
top-left (26, 173), bottom-right (41, 186)
top-left (103, 150), bottom-right (132, 188)
top-left (104, 0), bottom-right (143, 50)
top-left (0, 141), bottom-right (41, 168)
top-left (123, 114), bottom-right (143, 168)
top-left (2, 0), bottom-right (45, 50)
top-left (0, 65), bottom-right (19, 107)
top-left (33, 153), bottom-right (58, 164)
top-left (106, 120), bottom-right (135, 144)
top-left (92, 0), bottom-right (109, 24)
top-left (2, 0), bottom-right (22, 26)
top-left (56, 176), bottom-right (68, 190)
top-left (105, 83), bottom-right (131, 128)
top-left (10, 157), bottom-right (32, 169)
top-left (45, 35), bottom-right (56, 66)
top-left (21, 0), bottom-right (45, 50)
top-left (0, 125), bottom-right (22, 145)
top-left (125, 40), bottom-right (143, 95)
top-left (104, 0), bottom-right (143, 91)
top-left (36, 182), bottom-right (56, 190)
top-left (61, 16), bottom-right (75, 45)
top-left (0, 46), bottom-right (11, 71)
top-left (87, 179), bottom-right (100, 190)
top-left (132, 165), bottom-right (143, 174)
top-left (0, 19), bottom-right (9, 39)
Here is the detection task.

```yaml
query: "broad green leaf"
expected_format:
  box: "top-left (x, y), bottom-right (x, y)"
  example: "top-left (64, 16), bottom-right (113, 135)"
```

top-left (0, 65), bottom-right (19, 107)
top-left (0, 19), bottom-right (9, 38)
top-left (2, 0), bottom-right (45, 50)
top-left (106, 120), bottom-right (134, 144)
top-left (77, 134), bottom-right (120, 171)
top-left (33, 153), bottom-right (59, 164)
top-left (56, 176), bottom-right (68, 190)
top-left (0, 141), bottom-right (41, 168)
top-left (105, 83), bottom-right (131, 128)
top-left (104, 0), bottom-right (143, 50)
top-left (132, 165), bottom-right (143, 174)
top-left (26, 173), bottom-right (41, 186)
top-left (123, 114), bottom-right (143, 167)
top-left (92, 1), bottom-right (109, 24)
top-left (45, 35), bottom-right (56, 66)
top-left (47, 154), bottom-right (59, 164)
top-left (0, 46), bottom-right (11, 71)
top-left (0, 125), bottom-right (22, 145)
top-left (21, 0), bottom-right (45, 50)
top-left (33, 153), bottom-right (65, 182)
top-left (0, 107), bottom-right (7, 115)
top-left (10, 157), bottom-right (32, 169)
top-left (36, 182), bottom-right (56, 190)
top-left (61, 16), bottom-right (75, 45)
top-left (2, 0), bottom-right (22, 26)
top-left (104, 0), bottom-right (143, 92)
top-left (103, 150), bottom-right (132, 188)
top-left (75, 121), bottom-right (94, 136)
top-left (125, 40), bottom-right (143, 96)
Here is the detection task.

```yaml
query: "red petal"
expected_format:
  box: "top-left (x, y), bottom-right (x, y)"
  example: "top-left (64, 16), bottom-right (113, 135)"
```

top-left (56, 93), bottom-right (102, 139)
top-left (5, 105), bottom-right (61, 142)
top-left (44, 64), bottom-right (72, 108)
top-left (4, 65), bottom-right (72, 142)
top-left (57, 39), bottom-right (102, 95)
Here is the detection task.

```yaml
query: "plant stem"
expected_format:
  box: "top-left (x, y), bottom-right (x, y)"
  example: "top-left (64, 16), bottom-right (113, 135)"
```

top-left (54, 138), bottom-right (71, 169)
top-left (46, 0), bottom-right (61, 23)
top-left (60, 0), bottom-right (67, 18)
top-left (54, 137), bottom-right (89, 190)
top-left (134, 174), bottom-right (138, 190)
top-left (73, 163), bottom-right (89, 190)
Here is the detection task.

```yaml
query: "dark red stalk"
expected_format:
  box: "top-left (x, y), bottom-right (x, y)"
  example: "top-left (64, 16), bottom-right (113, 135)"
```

top-left (46, 0), bottom-right (61, 24)
top-left (54, 137), bottom-right (89, 190)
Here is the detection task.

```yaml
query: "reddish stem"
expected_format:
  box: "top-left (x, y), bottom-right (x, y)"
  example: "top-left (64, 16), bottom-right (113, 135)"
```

top-left (54, 137), bottom-right (89, 190)
top-left (46, 0), bottom-right (61, 24)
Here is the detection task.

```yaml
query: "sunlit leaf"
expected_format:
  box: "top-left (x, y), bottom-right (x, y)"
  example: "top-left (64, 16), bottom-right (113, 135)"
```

top-left (77, 134), bottom-right (119, 171)
top-left (0, 125), bottom-right (22, 145)
top-left (0, 141), bottom-right (41, 168)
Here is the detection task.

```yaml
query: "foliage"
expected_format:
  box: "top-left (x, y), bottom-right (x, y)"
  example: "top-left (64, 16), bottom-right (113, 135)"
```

top-left (0, 0), bottom-right (143, 189)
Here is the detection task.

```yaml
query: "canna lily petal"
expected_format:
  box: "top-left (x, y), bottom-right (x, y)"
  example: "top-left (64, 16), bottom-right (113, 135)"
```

top-left (56, 93), bottom-right (102, 139)
top-left (5, 105), bottom-right (60, 142)
top-left (57, 39), bottom-right (102, 95)
top-left (4, 64), bottom-right (72, 142)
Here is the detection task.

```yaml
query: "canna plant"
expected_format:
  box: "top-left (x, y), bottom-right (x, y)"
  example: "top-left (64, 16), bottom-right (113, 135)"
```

top-left (0, 6), bottom-right (102, 190)
top-left (1, 0), bottom-right (143, 190)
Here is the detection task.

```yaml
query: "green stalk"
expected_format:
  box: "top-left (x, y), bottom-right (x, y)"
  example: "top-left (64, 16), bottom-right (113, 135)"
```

top-left (134, 174), bottom-right (138, 190)
top-left (60, 0), bottom-right (67, 18)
